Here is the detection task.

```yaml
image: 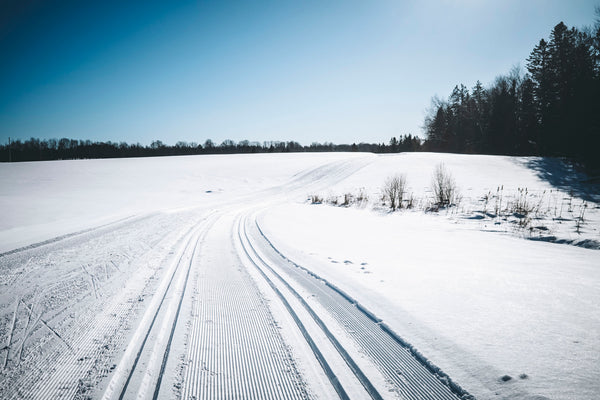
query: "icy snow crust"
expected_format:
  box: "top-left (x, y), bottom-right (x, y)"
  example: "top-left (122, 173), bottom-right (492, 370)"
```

top-left (0, 152), bottom-right (598, 400)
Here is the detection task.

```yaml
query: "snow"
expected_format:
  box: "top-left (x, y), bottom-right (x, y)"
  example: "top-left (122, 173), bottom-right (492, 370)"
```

top-left (260, 205), bottom-right (600, 400)
top-left (1, 151), bottom-right (599, 399)
top-left (308, 153), bottom-right (600, 248)
top-left (0, 153), bottom-right (362, 252)
top-left (257, 152), bottom-right (600, 400)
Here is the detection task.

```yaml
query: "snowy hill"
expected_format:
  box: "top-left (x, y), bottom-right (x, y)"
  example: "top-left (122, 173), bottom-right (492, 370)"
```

top-left (0, 152), bottom-right (598, 400)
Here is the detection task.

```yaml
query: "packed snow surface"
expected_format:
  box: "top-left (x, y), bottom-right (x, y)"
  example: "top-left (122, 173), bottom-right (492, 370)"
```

top-left (0, 152), bottom-right (598, 400)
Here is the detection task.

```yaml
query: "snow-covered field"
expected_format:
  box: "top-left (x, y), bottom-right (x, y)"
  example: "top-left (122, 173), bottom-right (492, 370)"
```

top-left (0, 153), bottom-right (358, 252)
top-left (0, 152), bottom-right (598, 400)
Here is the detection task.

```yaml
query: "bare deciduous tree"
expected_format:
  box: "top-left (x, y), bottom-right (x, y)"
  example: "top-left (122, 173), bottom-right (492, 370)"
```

top-left (382, 174), bottom-right (406, 211)
top-left (431, 163), bottom-right (458, 207)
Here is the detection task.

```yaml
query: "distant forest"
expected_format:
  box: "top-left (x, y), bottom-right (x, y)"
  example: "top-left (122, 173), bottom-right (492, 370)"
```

top-left (423, 19), bottom-right (600, 172)
top-left (0, 135), bottom-right (422, 162)
top-left (2, 19), bottom-right (599, 172)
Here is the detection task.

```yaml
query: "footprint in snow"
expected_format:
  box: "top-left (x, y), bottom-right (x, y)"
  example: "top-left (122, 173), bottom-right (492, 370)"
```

top-left (343, 260), bottom-right (353, 265)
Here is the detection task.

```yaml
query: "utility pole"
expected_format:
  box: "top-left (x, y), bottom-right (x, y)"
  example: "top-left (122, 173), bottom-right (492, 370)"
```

top-left (8, 137), bottom-right (11, 163)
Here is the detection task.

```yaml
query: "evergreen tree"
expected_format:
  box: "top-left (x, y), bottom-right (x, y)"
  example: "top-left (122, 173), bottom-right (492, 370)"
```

top-left (517, 76), bottom-right (539, 154)
top-left (423, 15), bottom-right (598, 170)
top-left (527, 38), bottom-right (553, 153)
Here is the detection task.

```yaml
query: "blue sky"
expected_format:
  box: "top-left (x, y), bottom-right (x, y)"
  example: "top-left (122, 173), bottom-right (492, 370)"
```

top-left (0, 0), bottom-right (597, 146)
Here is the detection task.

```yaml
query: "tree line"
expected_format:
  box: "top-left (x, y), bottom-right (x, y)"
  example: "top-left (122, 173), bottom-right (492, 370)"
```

top-left (0, 134), bottom-right (422, 162)
top-left (423, 18), bottom-right (600, 171)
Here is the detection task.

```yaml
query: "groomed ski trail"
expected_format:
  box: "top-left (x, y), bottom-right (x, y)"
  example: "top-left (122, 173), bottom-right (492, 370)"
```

top-left (244, 211), bottom-right (469, 400)
top-left (102, 212), bottom-right (218, 400)
top-left (0, 211), bottom-right (207, 400)
top-left (180, 212), bottom-right (314, 400)
top-left (236, 213), bottom-right (389, 399)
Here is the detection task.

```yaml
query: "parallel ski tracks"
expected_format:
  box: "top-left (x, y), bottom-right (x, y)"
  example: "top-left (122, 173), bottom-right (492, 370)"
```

top-left (237, 215), bottom-right (386, 400)
top-left (102, 214), bottom-right (216, 400)
top-left (1, 215), bottom-right (208, 400)
top-left (181, 214), bottom-right (311, 400)
top-left (237, 218), bottom-right (351, 400)
top-left (246, 214), bottom-right (467, 400)
top-left (3, 200), bottom-right (468, 399)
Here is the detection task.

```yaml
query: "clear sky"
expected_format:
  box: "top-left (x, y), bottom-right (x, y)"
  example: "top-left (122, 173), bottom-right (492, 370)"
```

top-left (0, 0), bottom-right (597, 146)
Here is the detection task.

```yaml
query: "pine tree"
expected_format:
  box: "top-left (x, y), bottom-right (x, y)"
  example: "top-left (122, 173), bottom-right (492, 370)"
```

top-left (471, 80), bottom-right (488, 152)
top-left (389, 136), bottom-right (399, 153)
top-left (527, 38), bottom-right (553, 153)
top-left (517, 76), bottom-right (538, 154)
top-left (424, 99), bottom-right (450, 151)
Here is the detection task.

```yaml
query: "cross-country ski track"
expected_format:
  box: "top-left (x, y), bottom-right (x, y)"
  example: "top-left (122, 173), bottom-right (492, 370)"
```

top-left (15, 154), bottom-right (589, 399)
top-left (0, 207), bottom-right (468, 399)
